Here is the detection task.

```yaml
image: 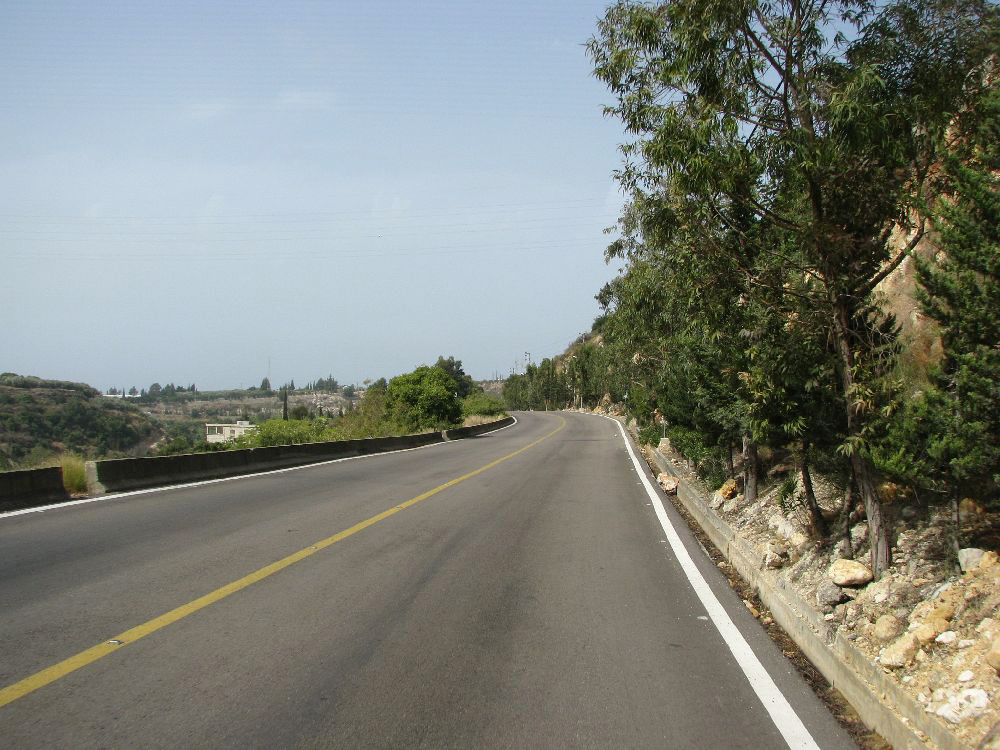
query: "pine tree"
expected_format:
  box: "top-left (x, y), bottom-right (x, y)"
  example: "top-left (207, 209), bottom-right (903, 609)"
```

top-left (915, 87), bottom-right (1000, 505)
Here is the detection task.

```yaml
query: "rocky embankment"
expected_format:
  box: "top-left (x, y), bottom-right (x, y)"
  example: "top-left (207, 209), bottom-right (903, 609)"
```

top-left (649, 433), bottom-right (999, 749)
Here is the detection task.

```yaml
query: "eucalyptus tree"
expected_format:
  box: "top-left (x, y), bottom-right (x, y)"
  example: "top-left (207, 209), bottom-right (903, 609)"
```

top-left (589, 0), bottom-right (994, 576)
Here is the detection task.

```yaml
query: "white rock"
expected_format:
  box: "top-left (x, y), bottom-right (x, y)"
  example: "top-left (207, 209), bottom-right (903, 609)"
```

top-left (958, 548), bottom-right (986, 572)
top-left (829, 559), bottom-right (873, 587)
top-left (957, 669), bottom-right (974, 682)
top-left (958, 639), bottom-right (974, 649)
top-left (656, 473), bottom-right (678, 494)
top-left (935, 688), bottom-right (988, 724)
top-left (935, 630), bottom-right (956, 644)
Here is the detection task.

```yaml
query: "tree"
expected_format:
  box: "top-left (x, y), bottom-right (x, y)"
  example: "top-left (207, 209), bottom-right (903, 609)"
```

top-left (589, 0), bottom-right (996, 576)
top-left (434, 356), bottom-right (476, 399)
top-left (148, 383), bottom-right (162, 398)
top-left (386, 365), bottom-right (461, 431)
top-left (877, 86), bottom-right (1000, 515)
top-left (342, 384), bottom-right (356, 399)
top-left (260, 377), bottom-right (271, 392)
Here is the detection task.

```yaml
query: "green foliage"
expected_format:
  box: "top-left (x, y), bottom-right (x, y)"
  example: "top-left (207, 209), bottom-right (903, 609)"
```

top-left (289, 404), bottom-right (311, 420)
top-left (234, 418), bottom-right (337, 448)
top-left (385, 365), bottom-right (461, 431)
top-left (586, 0), bottom-right (997, 570)
top-left (0, 374), bottom-right (158, 467)
top-left (461, 392), bottom-right (506, 418)
top-left (434, 356), bottom-right (476, 399)
top-left (874, 87), bottom-right (1000, 506)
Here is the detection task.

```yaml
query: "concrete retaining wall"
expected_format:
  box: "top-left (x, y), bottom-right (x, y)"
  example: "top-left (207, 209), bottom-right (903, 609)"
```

top-left (0, 467), bottom-right (68, 512)
top-left (645, 445), bottom-right (964, 750)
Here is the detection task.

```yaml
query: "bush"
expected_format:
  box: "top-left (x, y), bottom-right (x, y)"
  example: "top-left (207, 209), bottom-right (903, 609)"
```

top-left (461, 392), bottom-right (506, 418)
top-left (386, 366), bottom-right (461, 431)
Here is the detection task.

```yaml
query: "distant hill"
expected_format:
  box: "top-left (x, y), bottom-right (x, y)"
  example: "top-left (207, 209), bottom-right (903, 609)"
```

top-left (0, 373), bottom-right (160, 469)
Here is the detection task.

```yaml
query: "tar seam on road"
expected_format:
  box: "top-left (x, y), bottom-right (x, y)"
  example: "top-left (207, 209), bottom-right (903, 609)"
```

top-left (0, 417), bottom-right (520, 521)
top-left (0, 415), bottom-right (565, 710)
top-left (602, 415), bottom-right (821, 750)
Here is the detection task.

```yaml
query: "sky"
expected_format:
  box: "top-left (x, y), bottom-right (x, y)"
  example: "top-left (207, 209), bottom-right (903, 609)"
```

top-left (0, 0), bottom-right (627, 391)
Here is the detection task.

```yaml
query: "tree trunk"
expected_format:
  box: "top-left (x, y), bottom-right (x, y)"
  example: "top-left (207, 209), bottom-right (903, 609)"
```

top-left (833, 301), bottom-right (891, 577)
top-left (725, 442), bottom-right (735, 477)
top-left (842, 476), bottom-right (856, 559)
top-left (800, 441), bottom-right (828, 537)
top-left (742, 434), bottom-right (758, 504)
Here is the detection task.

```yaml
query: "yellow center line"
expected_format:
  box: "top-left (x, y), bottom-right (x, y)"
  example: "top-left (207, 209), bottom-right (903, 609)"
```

top-left (0, 416), bottom-right (567, 709)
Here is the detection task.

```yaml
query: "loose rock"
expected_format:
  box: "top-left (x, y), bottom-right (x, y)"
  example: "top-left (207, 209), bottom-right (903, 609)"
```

top-left (816, 579), bottom-right (846, 609)
top-left (720, 478), bottom-right (739, 500)
top-left (958, 548), bottom-right (986, 573)
top-left (656, 473), bottom-right (678, 494)
top-left (881, 632), bottom-right (920, 668)
top-left (935, 688), bottom-right (989, 724)
top-left (874, 614), bottom-right (902, 642)
top-left (935, 630), bottom-right (956, 644)
top-left (829, 558), bottom-right (873, 587)
top-left (987, 638), bottom-right (1000, 673)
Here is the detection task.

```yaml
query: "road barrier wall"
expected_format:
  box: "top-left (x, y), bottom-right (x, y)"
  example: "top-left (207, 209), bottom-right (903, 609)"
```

top-left (642, 439), bottom-right (963, 750)
top-left (79, 416), bottom-right (515, 496)
top-left (0, 467), bottom-right (68, 512)
top-left (443, 415), bottom-right (514, 440)
top-left (85, 431), bottom-right (446, 495)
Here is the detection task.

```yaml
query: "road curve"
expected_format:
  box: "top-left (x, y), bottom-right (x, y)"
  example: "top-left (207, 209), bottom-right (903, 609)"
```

top-left (0, 411), bottom-right (856, 748)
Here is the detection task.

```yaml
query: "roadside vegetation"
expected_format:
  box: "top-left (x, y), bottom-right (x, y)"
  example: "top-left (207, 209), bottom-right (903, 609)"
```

top-left (0, 373), bottom-right (158, 469)
top-left (504, 0), bottom-right (998, 578)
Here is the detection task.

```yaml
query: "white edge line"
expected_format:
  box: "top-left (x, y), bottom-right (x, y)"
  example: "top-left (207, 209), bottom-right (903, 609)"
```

top-left (600, 414), bottom-right (820, 750)
top-left (1, 416), bottom-right (519, 521)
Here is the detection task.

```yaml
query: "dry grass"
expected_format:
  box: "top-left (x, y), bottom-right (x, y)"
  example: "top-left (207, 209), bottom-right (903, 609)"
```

top-left (462, 414), bottom-right (506, 427)
top-left (59, 454), bottom-right (88, 494)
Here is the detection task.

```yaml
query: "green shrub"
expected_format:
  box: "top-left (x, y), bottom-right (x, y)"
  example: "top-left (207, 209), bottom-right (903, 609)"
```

top-left (461, 392), bottom-right (506, 418)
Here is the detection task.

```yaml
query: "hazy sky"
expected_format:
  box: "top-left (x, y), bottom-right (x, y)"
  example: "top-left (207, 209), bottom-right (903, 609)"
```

top-left (1, 1), bottom-right (626, 391)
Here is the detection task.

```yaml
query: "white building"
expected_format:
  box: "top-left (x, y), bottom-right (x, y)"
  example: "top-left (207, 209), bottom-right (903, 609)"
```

top-left (205, 421), bottom-right (256, 443)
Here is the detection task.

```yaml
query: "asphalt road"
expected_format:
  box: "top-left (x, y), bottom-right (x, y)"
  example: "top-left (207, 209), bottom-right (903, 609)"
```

top-left (0, 411), bottom-right (857, 748)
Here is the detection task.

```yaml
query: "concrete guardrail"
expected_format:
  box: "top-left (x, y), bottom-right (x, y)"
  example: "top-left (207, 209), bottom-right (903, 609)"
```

top-left (0, 467), bottom-right (69, 513)
top-left (0, 416), bottom-right (516, 514)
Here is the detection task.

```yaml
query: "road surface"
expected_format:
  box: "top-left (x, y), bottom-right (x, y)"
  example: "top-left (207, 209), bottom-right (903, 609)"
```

top-left (0, 411), bottom-right (856, 748)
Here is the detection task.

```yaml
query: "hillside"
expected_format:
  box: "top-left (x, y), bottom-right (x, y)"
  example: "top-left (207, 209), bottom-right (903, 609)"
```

top-left (0, 374), bottom-right (159, 468)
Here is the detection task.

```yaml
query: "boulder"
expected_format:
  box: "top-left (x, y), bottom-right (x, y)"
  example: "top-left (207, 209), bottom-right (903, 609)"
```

top-left (880, 632), bottom-right (919, 667)
top-left (722, 494), bottom-right (742, 514)
top-left (874, 614), bottom-right (901, 642)
top-left (829, 559), bottom-right (873, 587)
top-left (656, 473), bottom-right (678, 494)
top-left (958, 547), bottom-right (986, 573)
top-left (935, 630), bottom-right (956, 644)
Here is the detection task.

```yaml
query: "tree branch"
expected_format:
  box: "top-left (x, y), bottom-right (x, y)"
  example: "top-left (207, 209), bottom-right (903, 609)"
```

top-left (861, 218), bottom-right (927, 295)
